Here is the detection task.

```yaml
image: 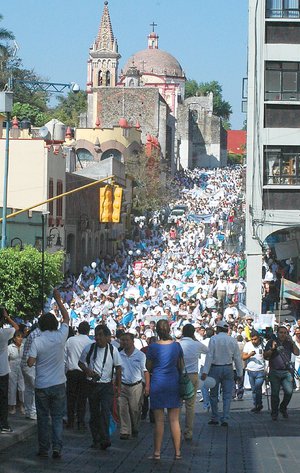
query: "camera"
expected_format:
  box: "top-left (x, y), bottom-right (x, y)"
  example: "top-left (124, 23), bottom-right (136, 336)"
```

top-left (91, 373), bottom-right (101, 383)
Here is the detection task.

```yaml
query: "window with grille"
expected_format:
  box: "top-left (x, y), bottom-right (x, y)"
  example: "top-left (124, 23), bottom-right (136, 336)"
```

top-left (264, 146), bottom-right (300, 185)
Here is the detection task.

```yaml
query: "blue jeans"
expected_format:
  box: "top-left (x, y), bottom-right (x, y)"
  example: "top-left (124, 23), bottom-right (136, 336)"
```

top-left (35, 383), bottom-right (66, 453)
top-left (209, 365), bottom-right (234, 423)
top-left (248, 370), bottom-right (265, 408)
top-left (268, 369), bottom-right (293, 415)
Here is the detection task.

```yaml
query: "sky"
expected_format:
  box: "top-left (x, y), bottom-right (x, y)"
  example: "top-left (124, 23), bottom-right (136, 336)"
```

top-left (1, 0), bottom-right (248, 129)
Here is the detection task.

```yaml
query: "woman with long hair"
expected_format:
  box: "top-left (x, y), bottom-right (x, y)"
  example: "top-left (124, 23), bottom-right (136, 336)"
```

top-left (146, 319), bottom-right (183, 461)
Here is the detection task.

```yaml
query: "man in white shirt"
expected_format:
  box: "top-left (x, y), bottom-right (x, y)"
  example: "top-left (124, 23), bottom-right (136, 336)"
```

top-left (0, 307), bottom-right (19, 433)
top-left (180, 324), bottom-right (208, 440)
top-left (78, 325), bottom-right (121, 450)
top-left (118, 332), bottom-right (150, 439)
top-left (224, 302), bottom-right (239, 322)
top-left (242, 330), bottom-right (265, 413)
top-left (201, 320), bottom-right (243, 427)
top-left (28, 289), bottom-right (69, 458)
top-left (64, 321), bottom-right (93, 430)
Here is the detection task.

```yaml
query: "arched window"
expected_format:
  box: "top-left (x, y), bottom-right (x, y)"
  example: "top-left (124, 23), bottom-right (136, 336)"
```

top-left (98, 70), bottom-right (103, 86)
top-left (101, 149), bottom-right (122, 161)
top-left (106, 70), bottom-right (111, 86)
top-left (76, 148), bottom-right (93, 162)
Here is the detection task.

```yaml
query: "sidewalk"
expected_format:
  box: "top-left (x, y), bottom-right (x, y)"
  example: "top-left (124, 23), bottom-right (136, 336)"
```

top-left (1, 391), bottom-right (300, 473)
top-left (0, 413), bottom-right (37, 452)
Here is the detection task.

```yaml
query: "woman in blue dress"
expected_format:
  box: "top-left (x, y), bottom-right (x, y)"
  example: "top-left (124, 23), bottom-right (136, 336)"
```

top-left (146, 319), bottom-right (183, 461)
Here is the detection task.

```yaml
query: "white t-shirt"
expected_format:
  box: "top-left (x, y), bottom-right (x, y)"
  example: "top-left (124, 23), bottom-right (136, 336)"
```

top-left (29, 324), bottom-right (69, 389)
top-left (0, 327), bottom-right (15, 376)
top-left (243, 341), bottom-right (265, 371)
top-left (65, 334), bottom-right (93, 372)
top-left (180, 337), bottom-right (209, 373)
top-left (79, 343), bottom-right (121, 383)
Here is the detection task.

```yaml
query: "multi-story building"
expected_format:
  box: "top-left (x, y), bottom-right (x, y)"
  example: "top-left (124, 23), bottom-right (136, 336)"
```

top-left (246, 0), bottom-right (300, 314)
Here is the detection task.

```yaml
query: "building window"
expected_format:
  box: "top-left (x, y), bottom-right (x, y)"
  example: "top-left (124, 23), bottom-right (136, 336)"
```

top-left (266, 22), bottom-right (300, 43)
top-left (264, 104), bottom-right (300, 127)
top-left (76, 148), bottom-right (93, 162)
top-left (266, 0), bottom-right (300, 18)
top-left (48, 179), bottom-right (54, 217)
top-left (265, 62), bottom-right (300, 101)
top-left (106, 71), bottom-right (111, 86)
top-left (98, 70), bottom-right (103, 86)
top-left (264, 146), bottom-right (300, 184)
top-left (56, 180), bottom-right (63, 218)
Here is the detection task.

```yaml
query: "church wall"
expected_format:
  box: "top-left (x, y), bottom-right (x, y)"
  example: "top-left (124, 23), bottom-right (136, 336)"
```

top-left (176, 98), bottom-right (227, 169)
top-left (93, 87), bottom-right (170, 158)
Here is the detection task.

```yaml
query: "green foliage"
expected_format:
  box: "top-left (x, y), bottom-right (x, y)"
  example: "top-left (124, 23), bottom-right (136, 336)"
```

top-left (126, 151), bottom-right (171, 213)
top-left (0, 246), bottom-right (64, 319)
top-left (227, 153), bottom-right (244, 165)
top-left (50, 90), bottom-right (87, 127)
top-left (12, 102), bottom-right (51, 127)
top-left (185, 79), bottom-right (232, 121)
top-left (0, 14), bottom-right (14, 58)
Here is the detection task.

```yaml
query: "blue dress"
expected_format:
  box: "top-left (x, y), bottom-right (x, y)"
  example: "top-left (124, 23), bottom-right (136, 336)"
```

top-left (147, 342), bottom-right (183, 409)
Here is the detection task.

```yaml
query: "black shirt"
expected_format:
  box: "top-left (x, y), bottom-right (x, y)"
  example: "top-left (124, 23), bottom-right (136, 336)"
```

top-left (265, 339), bottom-right (293, 370)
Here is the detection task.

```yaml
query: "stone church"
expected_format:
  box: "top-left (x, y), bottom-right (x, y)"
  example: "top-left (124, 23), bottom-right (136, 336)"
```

top-left (77, 1), bottom-right (227, 171)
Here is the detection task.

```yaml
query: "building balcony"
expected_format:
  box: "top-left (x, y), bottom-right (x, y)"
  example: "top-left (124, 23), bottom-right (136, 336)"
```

top-left (266, 6), bottom-right (300, 19)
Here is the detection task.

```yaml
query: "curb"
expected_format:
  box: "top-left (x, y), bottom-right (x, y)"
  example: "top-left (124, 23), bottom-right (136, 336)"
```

top-left (0, 422), bottom-right (37, 453)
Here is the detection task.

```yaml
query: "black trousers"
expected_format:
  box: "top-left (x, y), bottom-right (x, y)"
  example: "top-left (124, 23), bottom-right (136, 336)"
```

top-left (0, 374), bottom-right (9, 428)
top-left (66, 370), bottom-right (88, 425)
top-left (88, 382), bottom-right (113, 445)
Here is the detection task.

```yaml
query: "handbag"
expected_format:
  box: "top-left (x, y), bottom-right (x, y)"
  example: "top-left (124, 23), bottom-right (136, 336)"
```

top-left (179, 366), bottom-right (195, 400)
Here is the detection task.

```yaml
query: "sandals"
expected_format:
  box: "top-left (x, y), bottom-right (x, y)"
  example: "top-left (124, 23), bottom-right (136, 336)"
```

top-left (174, 454), bottom-right (182, 460)
top-left (148, 453), bottom-right (161, 461)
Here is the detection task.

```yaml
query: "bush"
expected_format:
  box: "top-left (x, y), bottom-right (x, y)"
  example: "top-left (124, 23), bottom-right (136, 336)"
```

top-left (0, 246), bottom-right (64, 319)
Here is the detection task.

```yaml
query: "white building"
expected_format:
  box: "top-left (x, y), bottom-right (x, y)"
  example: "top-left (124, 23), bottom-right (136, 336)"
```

top-left (246, 0), bottom-right (300, 314)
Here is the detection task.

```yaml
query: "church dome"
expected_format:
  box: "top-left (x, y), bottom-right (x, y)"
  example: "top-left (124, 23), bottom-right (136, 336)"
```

top-left (123, 48), bottom-right (184, 78)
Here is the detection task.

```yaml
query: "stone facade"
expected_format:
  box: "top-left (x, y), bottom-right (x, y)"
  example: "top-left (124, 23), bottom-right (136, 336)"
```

top-left (88, 87), bottom-right (169, 159)
top-left (177, 96), bottom-right (227, 169)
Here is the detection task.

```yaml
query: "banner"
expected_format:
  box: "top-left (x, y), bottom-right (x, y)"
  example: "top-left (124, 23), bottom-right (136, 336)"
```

top-left (281, 278), bottom-right (300, 301)
top-left (253, 313), bottom-right (275, 331)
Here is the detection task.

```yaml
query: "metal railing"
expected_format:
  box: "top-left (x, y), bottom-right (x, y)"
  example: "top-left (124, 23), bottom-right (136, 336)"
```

top-left (266, 8), bottom-right (300, 18)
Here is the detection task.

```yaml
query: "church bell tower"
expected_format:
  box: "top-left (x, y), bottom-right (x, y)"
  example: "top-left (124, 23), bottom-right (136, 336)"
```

top-left (87, 1), bottom-right (121, 91)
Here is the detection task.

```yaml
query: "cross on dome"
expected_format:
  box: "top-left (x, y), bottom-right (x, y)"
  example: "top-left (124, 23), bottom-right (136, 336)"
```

top-left (150, 21), bottom-right (158, 33)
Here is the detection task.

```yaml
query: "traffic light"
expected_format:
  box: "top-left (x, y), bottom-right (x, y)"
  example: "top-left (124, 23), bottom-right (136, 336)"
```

top-left (99, 185), bottom-right (113, 222)
top-left (112, 186), bottom-right (123, 223)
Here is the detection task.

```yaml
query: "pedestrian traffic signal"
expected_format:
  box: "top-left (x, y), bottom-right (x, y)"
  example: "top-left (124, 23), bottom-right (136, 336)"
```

top-left (99, 185), bottom-right (113, 222)
top-left (112, 186), bottom-right (123, 223)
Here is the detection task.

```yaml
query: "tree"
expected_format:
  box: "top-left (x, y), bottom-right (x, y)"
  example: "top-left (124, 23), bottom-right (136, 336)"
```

top-left (0, 246), bottom-right (64, 319)
top-left (12, 102), bottom-right (51, 127)
top-left (126, 150), bottom-right (171, 213)
top-left (51, 90), bottom-right (87, 127)
top-left (0, 14), bottom-right (14, 60)
top-left (185, 79), bottom-right (232, 121)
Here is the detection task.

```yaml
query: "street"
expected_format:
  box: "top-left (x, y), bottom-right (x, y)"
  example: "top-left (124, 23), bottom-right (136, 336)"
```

top-left (1, 391), bottom-right (300, 473)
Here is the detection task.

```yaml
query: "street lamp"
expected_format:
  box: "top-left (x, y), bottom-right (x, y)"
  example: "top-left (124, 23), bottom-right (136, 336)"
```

top-left (41, 210), bottom-right (50, 313)
top-left (0, 87), bottom-right (13, 249)
top-left (0, 77), bottom-right (79, 249)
